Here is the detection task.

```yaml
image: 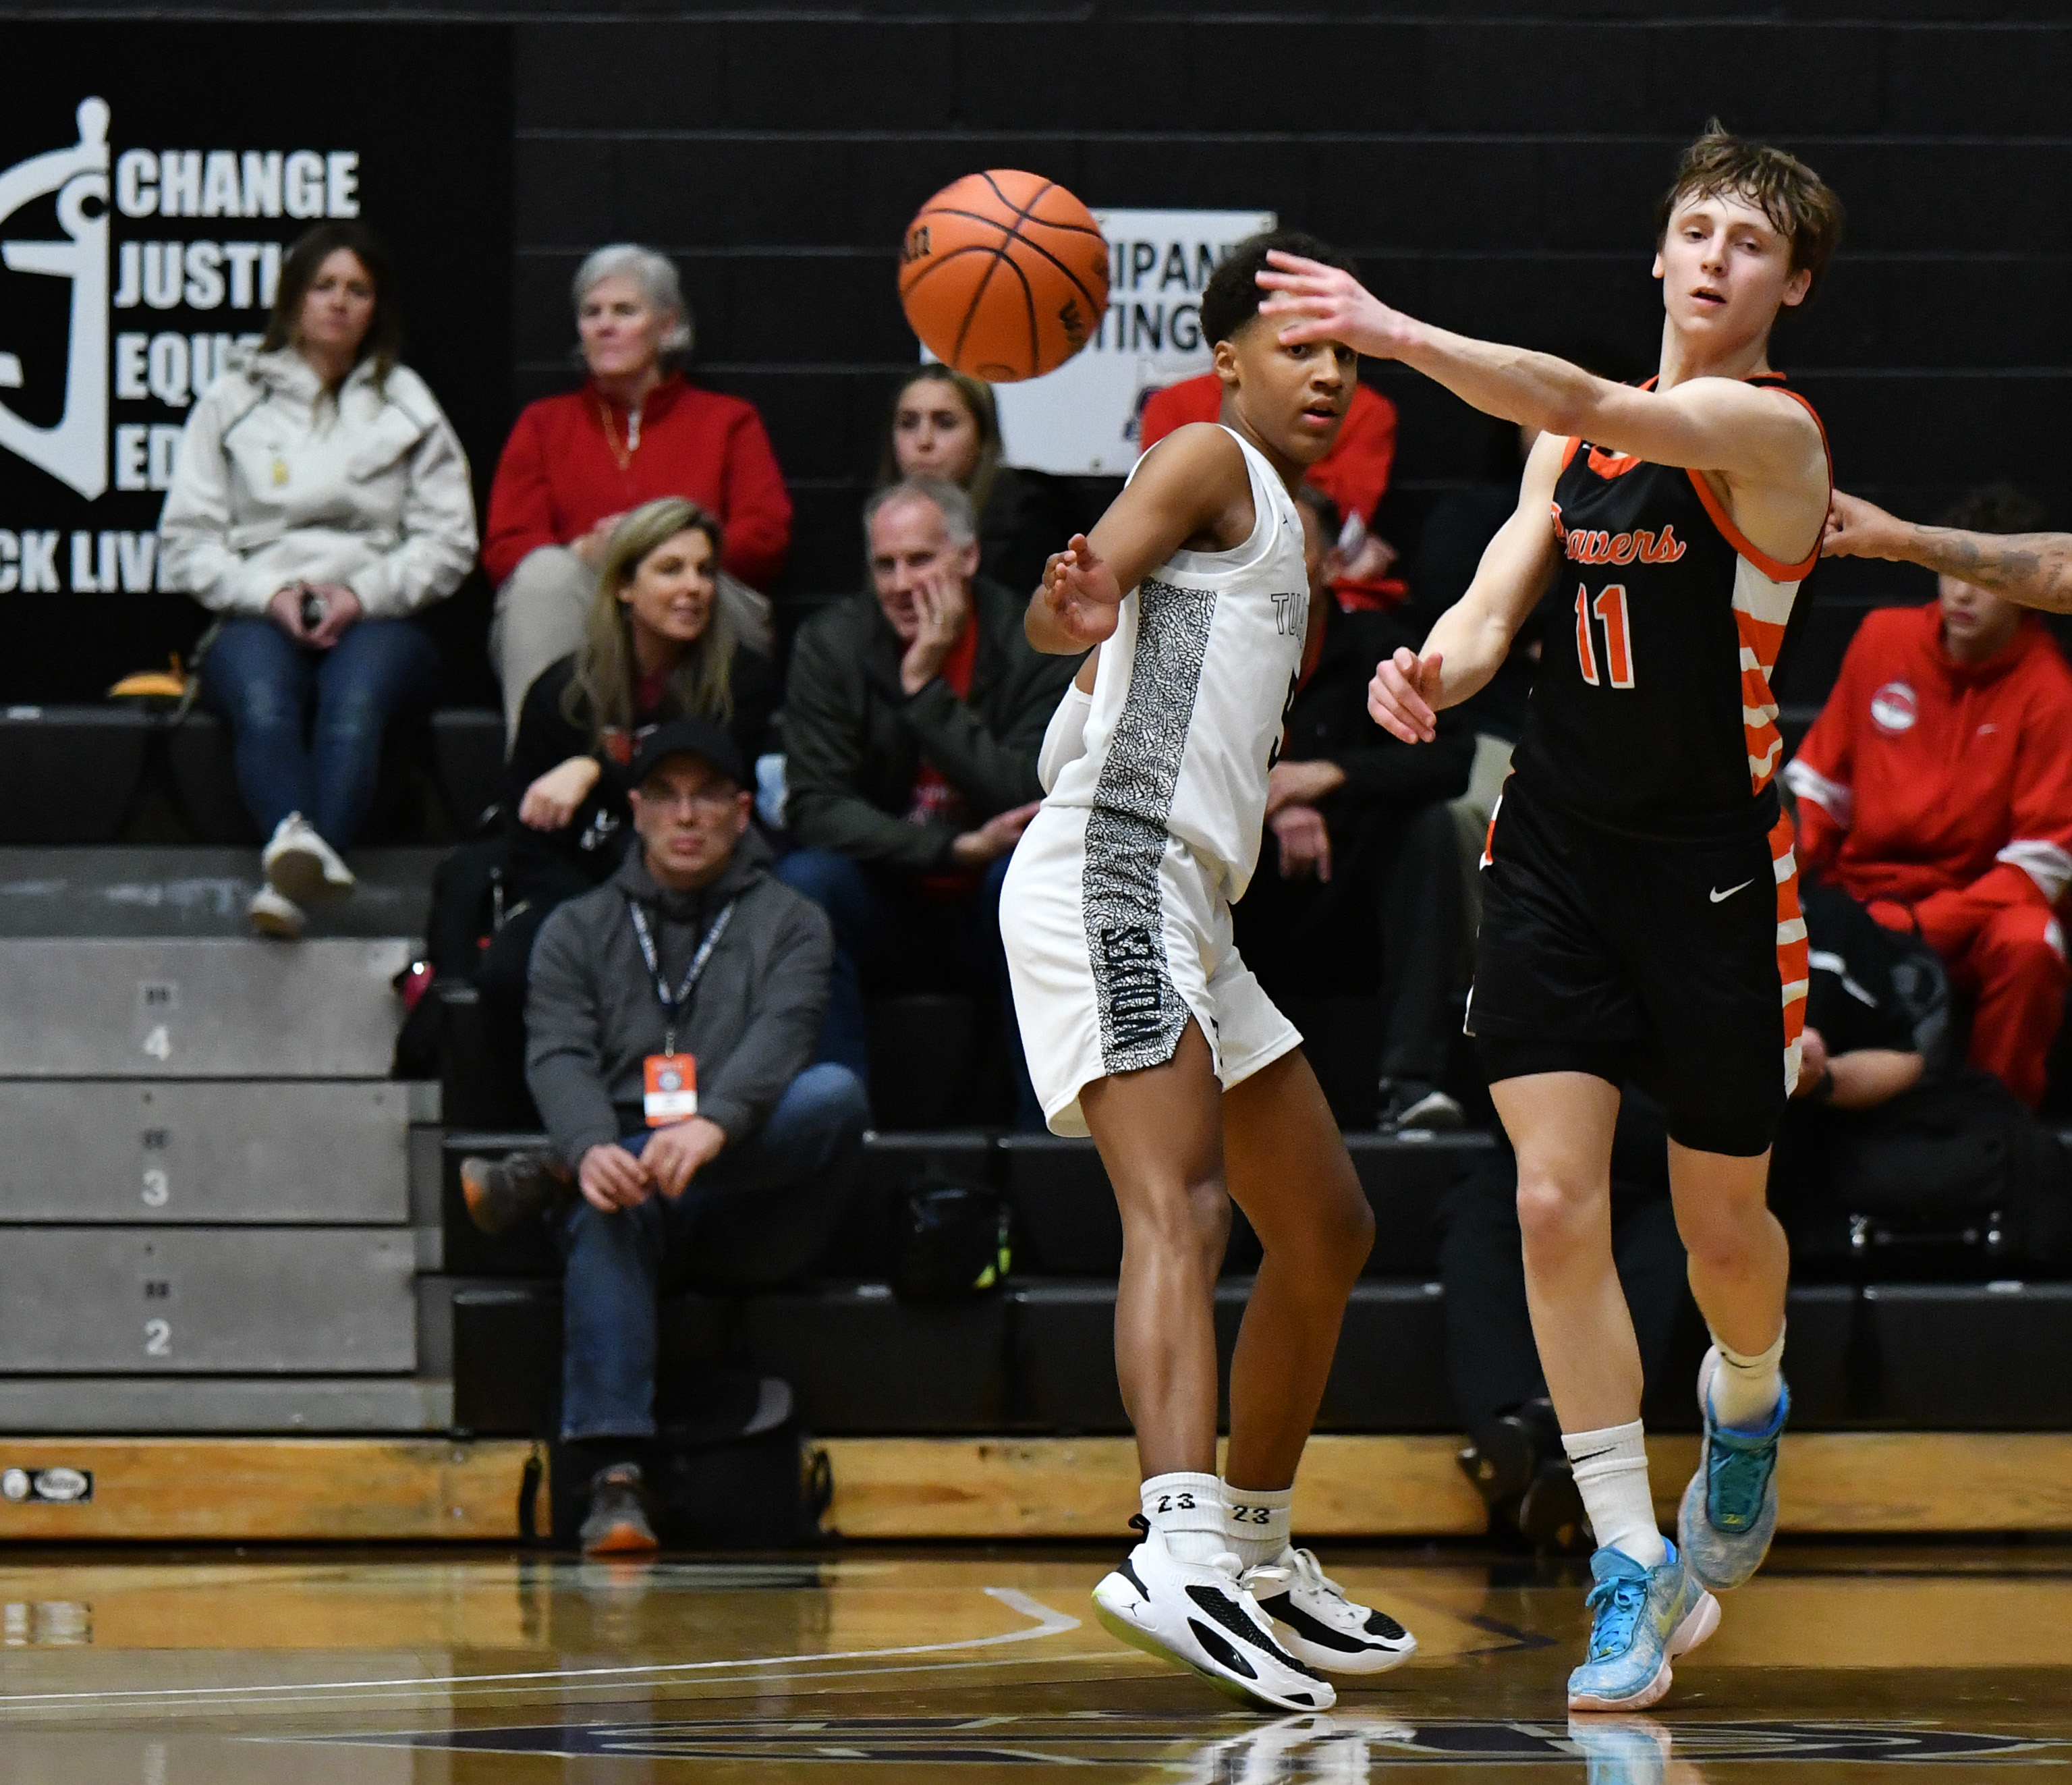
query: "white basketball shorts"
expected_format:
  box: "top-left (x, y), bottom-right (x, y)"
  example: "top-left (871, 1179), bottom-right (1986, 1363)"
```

top-left (999, 802), bottom-right (1301, 1137)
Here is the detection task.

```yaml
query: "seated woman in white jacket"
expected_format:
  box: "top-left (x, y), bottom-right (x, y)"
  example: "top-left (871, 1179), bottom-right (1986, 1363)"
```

top-left (159, 222), bottom-right (478, 937)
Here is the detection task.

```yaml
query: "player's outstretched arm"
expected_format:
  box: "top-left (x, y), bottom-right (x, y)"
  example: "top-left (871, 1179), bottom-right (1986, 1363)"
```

top-left (1257, 251), bottom-right (1822, 489)
top-left (1370, 433), bottom-right (1565, 744)
top-left (1025, 424), bottom-right (1252, 654)
top-left (1824, 489), bottom-right (2072, 614)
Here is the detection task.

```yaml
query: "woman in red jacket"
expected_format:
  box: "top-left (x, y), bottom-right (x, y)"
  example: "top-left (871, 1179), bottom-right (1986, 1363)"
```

top-left (484, 244), bottom-right (793, 740)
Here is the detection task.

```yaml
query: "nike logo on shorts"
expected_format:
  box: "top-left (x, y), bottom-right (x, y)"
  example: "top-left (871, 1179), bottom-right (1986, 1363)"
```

top-left (1710, 879), bottom-right (1755, 904)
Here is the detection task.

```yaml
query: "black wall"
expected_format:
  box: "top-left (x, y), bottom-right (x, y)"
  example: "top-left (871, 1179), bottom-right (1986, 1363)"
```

top-left (11, 2), bottom-right (2072, 698)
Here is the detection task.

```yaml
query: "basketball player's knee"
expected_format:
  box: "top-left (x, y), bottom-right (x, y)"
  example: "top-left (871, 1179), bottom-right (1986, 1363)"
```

top-left (1675, 1195), bottom-right (1774, 1280)
top-left (1514, 1168), bottom-right (1598, 1262)
top-left (1127, 1174), bottom-right (1231, 1266)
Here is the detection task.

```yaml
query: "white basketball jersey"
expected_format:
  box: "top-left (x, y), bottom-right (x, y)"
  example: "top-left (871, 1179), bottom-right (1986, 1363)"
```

top-left (1044, 425), bottom-right (1310, 902)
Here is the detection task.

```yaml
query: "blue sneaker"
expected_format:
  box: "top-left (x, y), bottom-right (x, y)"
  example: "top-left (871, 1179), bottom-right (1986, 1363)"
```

top-left (1677, 1345), bottom-right (1789, 1591)
top-left (1566, 1541), bottom-right (1719, 1713)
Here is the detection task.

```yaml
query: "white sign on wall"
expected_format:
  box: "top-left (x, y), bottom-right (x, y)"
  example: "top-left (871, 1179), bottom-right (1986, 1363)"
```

top-left (990, 208), bottom-right (1275, 477)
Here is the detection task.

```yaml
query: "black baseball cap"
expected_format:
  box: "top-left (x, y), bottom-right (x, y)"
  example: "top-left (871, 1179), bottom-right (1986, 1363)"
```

top-left (628, 718), bottom-right (748, 792)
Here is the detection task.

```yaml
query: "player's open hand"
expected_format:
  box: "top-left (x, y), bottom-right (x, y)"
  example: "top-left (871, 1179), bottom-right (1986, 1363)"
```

top-left (1821, 489), bottom-right (1906, 561)
top-left (1368, 646), bottom-right (1443, 744)
top-left (1256, 250), bottom-right (1411, 359)
top-left (1042, 534), bottom-right (1123, 647)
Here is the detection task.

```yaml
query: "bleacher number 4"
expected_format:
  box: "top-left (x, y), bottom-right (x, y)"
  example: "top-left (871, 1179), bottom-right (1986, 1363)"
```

top-left (140, 1025), bottom-right (171, 1061)
top-left (1575, 583), bottom-right (1635, 689)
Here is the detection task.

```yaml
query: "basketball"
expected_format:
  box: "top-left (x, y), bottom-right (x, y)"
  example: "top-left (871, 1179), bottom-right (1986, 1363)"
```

top-left (898, 170), bottom-right (1110, 383)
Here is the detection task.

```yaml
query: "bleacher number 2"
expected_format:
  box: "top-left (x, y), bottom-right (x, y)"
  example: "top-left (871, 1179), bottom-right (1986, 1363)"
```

top-left (144, 1319), bottom-right (171, 1358)
top-left (1575, 583), bottom-right (1635, 689)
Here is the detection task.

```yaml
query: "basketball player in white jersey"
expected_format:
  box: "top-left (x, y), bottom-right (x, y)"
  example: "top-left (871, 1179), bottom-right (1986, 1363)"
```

top-left (1003, 231), bottom-right (1417, 1710)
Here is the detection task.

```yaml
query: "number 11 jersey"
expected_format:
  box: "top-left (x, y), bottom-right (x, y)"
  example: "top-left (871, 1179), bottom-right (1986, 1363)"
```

top-left (1509, 373), bottom-right (1829, 842)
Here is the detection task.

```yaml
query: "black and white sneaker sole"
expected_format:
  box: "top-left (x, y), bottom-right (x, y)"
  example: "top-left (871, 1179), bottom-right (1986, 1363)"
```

top-left (1092, 1568), bottom-right (1333, 1712)
top-left (1257, 1595), bottom-right (1419, 1675)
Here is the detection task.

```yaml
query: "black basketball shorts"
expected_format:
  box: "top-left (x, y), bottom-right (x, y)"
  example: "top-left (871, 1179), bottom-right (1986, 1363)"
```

top-left (1467, 780), bottom-right (1808, 1157)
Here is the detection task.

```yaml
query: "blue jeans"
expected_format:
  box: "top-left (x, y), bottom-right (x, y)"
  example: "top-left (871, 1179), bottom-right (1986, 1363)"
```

top-left (557, 1063), bottom-right (868, 1441)
top-left (775, 848), bottom-right (1040, 1126)
top-left (200, 615), bottom-right (441, 849)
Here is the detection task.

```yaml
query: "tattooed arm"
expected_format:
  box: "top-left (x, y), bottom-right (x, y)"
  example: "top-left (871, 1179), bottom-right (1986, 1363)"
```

top-left (1824, 490), bottom-right (2072, 613)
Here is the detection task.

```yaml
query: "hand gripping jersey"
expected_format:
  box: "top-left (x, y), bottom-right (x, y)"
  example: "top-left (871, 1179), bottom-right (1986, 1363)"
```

top-left (1042, 424), bottom-right (1310, 902)
top-left (1509, 373), bottom-right (1829, 842)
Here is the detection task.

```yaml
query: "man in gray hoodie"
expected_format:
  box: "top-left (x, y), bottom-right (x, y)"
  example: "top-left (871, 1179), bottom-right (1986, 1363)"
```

top-left (521, 717), bottom-right (868, 1553)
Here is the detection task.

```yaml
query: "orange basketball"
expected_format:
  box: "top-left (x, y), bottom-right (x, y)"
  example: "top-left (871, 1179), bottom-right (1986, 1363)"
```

top-left (898, 171), bottom-right (1109, 383)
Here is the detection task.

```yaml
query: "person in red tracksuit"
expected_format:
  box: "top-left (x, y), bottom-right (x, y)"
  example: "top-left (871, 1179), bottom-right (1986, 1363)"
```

top-left (1785, 487), bottom-right (2072, 1107)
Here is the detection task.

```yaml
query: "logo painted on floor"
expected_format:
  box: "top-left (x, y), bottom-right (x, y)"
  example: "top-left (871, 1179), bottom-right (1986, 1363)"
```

top-left (328, 1713), bottom-right (2063, 1766)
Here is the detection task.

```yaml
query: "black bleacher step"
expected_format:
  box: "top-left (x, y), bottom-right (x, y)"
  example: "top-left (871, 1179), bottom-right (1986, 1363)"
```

top-left (1002, 1132), bottom-right (1493, 1278)
top-left (449, 1280), bottom-right (734, 1436)
top-left (814, 1130), bottom-right (997, 1279)
top-left (866, 994), bottom-right (1001, 1130)
top-left (431, 708), bottom-right (505, 832)
top-left (1866, 1282), bottom-right (2072, 1429)
top-left (441, 1130), bottom-right (1001, 1280)
top-left (1012, 1280), bottom-right (1455, 1434)
top-left (449, 1275), bottom-right (1008, 1436)
top-left (739, 1285), bottom-right (1011, 1433)
top-left (0, 706), bottom-right (152, 844)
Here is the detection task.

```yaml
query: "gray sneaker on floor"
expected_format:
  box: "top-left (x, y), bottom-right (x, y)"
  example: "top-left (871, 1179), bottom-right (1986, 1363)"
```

top-left (1380, 1080), bottom-right (1465, 1133)
top-left (580, 1462), bottom-right (659, 1557)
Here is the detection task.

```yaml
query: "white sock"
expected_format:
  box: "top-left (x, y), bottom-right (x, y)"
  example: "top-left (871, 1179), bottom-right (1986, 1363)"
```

top-left (1223, 1482), bottom-right (1293, 1572)
top-left (1563, 1421), bottom-right (1666, 1568)
top-left (1708, 1325), bottom-right (1786, 1433)
top-left (1140, 1471), bottom-right (1229, 1566)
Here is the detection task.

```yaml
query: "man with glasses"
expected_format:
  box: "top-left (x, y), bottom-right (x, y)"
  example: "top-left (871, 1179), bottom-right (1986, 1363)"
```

top-left (487, 717), bottom-right (868, 1554)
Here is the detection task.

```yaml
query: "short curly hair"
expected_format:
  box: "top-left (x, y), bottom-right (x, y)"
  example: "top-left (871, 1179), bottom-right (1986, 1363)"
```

top-left (1199, 229), bottom-right (1356, 348)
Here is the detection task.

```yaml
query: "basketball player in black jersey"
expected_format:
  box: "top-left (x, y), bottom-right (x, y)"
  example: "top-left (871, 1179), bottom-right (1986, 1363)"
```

top-left (1260, 122), bottom-right (1845, 1711)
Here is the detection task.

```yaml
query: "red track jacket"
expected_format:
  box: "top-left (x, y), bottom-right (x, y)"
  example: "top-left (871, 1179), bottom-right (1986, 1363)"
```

top-left (483, 375), bottom-right (791, 591)
top-left (1784, 601), bottom-right (2072, 949)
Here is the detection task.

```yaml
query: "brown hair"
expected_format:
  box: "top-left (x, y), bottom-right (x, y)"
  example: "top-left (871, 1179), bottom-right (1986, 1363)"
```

top-left (260, 221), bottom-right (403, 391)
top-left (876, 365), bottom-right (1003, 513)
top-left (563, 498), bottom-right (736, 738)
top-left (1655, 119), bottom-right (1845, 302)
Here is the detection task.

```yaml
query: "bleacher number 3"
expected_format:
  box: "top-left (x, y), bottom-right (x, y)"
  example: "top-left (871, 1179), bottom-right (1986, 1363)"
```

top-left (144, 1319), bottom-right (171, 1358)
top-left (141, 1169), bottom-right (169, 1208)
top-left (1575, 583), bottom-right (1635, 689)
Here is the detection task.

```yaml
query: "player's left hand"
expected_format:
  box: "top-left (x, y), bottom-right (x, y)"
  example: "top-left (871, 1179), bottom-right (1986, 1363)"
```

top-left (642, 1116), bottom-right (727, 1199)
top-left (1270, 803), bottom-right (1331, 882)
top-left (1821, 489), bottom-right (1907, 561)
top-left (1368, 646), bottom-right (1444, 744)
top-left (1042, 534), bottom-right (1124, 647)
top-left (1256, 251), bottom-right (1412, 358)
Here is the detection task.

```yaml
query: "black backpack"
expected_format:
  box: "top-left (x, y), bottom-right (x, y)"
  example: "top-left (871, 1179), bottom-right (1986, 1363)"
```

top-left (1778, 1070), bottom-right (2072, 1271)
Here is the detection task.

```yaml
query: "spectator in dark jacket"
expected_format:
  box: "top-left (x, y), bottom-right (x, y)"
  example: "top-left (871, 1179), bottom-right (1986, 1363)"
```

top-left (492, 718), bottom-right (866, 1555)
top-left (778, 476), bottom-right (1080, 1115)
top-left (1233, 485), bottom-right (1476, 1129)
top-left (470, 499), bottom-right (778, 1100)
top-left (879, 365), bottom-right (1059, 602)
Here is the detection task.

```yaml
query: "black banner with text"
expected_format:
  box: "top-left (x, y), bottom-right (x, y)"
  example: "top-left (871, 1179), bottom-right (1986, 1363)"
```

top-left (0, 22), bottom-right (511, 701)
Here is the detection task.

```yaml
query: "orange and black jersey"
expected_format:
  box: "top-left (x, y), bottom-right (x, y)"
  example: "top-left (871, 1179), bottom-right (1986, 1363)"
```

top-left (1507, 373), bottom-right (1830, 843)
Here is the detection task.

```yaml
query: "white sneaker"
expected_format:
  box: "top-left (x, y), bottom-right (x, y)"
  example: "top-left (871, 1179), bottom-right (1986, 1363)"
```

top-left (248, 884), bottom-right (305, 939)
top-left (1242, 1545), bottom-right (1418, 1674)
top-left (1092, 1526), bottom-right (1335, 1711)
top-left (262, 813), bottom-right (354, 906)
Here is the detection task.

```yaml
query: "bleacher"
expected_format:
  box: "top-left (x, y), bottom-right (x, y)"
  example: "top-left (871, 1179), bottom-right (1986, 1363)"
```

top-left (5, 696), bottom-right (2072, 1545)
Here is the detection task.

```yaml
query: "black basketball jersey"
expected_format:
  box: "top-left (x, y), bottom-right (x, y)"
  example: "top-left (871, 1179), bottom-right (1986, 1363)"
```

top-left (1507, 373), bottom-right (1828, 841)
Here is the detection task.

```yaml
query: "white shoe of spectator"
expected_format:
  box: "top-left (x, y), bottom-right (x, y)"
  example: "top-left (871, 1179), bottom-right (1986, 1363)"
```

top-left (262, 813), bottom-right (355, 906)
top-left (248, 884), bottom-right (306, 939)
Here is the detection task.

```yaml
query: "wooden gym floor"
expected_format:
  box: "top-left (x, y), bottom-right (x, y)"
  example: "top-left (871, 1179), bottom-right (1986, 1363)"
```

top-left (0, 1542), bottom-right (2067, 1780)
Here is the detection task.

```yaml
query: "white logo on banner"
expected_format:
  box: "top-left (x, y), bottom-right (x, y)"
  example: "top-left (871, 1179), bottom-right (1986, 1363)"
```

top-left (986, 209), bottom-right (1275, 477)
top-left (0, 99), bottom-right (111, 500)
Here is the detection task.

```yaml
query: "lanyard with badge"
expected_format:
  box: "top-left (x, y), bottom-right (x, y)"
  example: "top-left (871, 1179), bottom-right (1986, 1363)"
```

top-left (627, 898), bottom-right (734, 1126)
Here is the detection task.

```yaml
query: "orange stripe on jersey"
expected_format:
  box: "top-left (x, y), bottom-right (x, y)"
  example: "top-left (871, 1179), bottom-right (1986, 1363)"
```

top-left (1772, 812), bottom-right (1809, 1093)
